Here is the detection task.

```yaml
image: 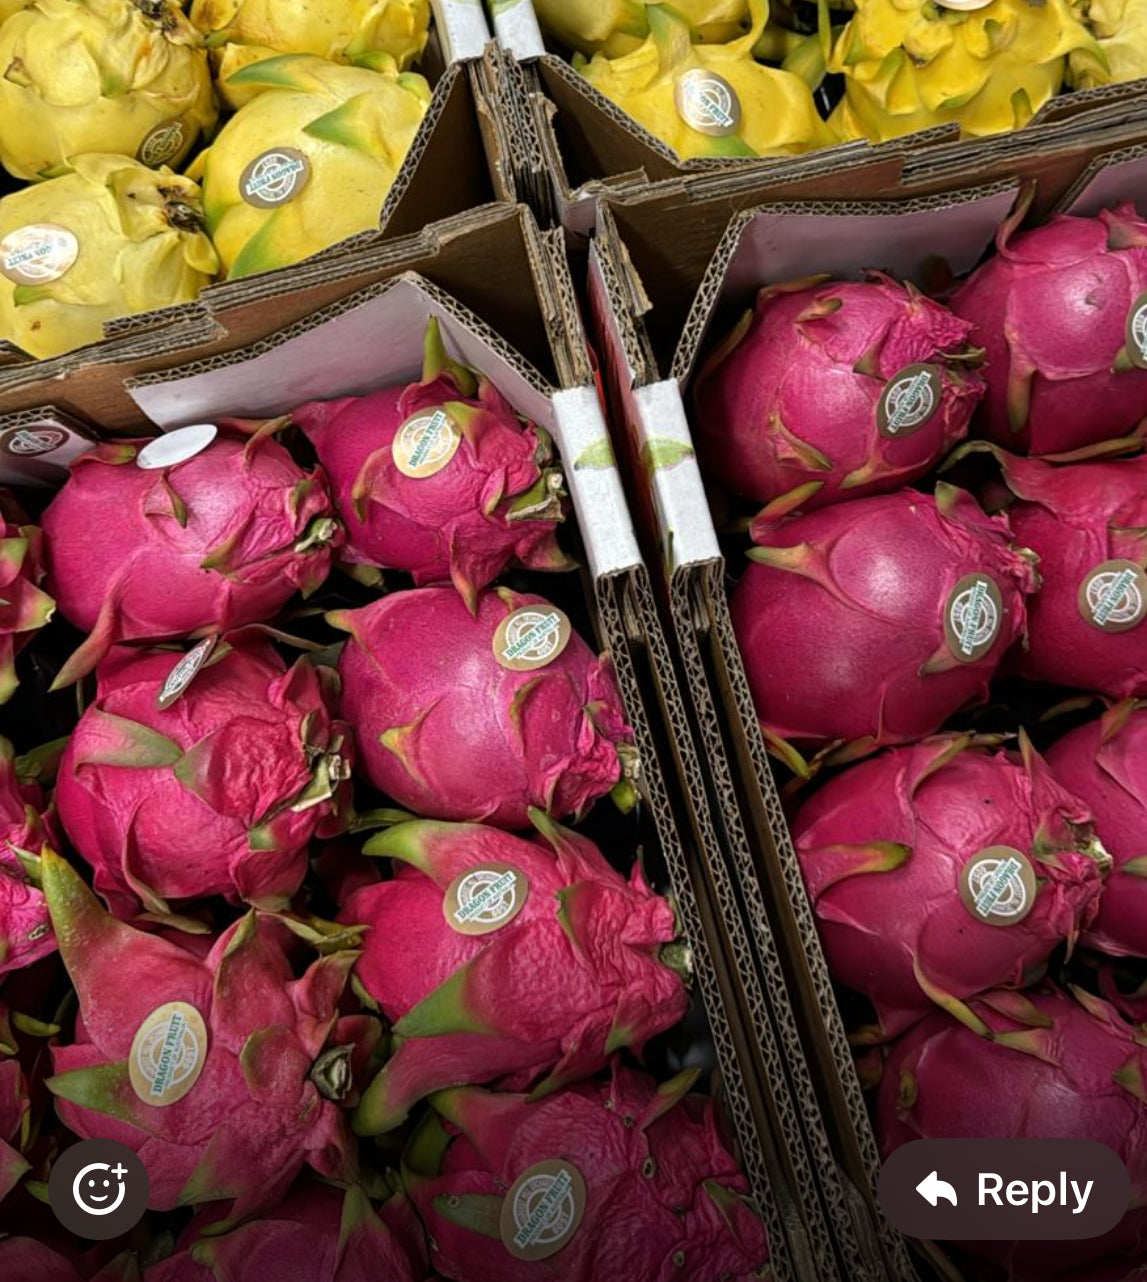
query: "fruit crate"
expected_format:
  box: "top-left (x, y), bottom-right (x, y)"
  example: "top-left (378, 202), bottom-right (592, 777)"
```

top-left (0, 199), bottom-right (826, 1282)
top-left (485, 0), bottom-right (1147, 235)
top-left (582, 119), bottom-right (1147, 1281)
top-left (0, 7), bottom-right (503, 374)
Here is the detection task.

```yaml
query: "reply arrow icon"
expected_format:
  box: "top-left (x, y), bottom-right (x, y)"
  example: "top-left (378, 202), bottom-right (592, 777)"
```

top-left (916, 1171), bottom-right (958, 1208)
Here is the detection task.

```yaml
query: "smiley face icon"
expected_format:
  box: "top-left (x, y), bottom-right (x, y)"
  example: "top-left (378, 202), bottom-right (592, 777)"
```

top-left (73, 1162), bottom-right (128, 1216)
top-left (49, 1139), bottom-right (149, 1239)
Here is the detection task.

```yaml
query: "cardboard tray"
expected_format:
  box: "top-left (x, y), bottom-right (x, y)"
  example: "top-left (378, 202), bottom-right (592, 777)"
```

top-left (0, 6), bottom-right (505, 371)
top-left (0, 201), bottom-right (829, 1282)
top-left (584, 137), bottom-right (1147, 1282)
top-left (485, 0), bottom-right (1147, 235)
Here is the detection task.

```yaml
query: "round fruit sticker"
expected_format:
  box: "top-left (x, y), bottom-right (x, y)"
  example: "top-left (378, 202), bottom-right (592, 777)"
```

top-left (128, 1002), bottom-right (208, 1106)
top-left (494, 606), bottom-right (572, 672)
top-left (674, 70), bottom-right (742, 137)
top-left (0, 224), bottom-right (78, 286)
top-left (0, 426), bottom-right (68, 456)
top-left (138, 119), bottom-right (187, 169)
top-left (944, 573), bottom-right (1003, 663)
top-left (960, 847), bottom-right (1037, 927)
top-left (1125, 291), bottom-right (1147, 371)
top-left (137, 423), bottom-right (218, 470)
top-left (444, 864), bottom-right (529, 937)
top-left (156, 636), bottom-right (218, 710)
top-left (240, 148), bottom-right (311, 209)
top-left (1080, 559), bottom-right (1147, 633)
top-left (877, 364), bottom-right (942, 439)
top-left (392, 407), bottom-right (462, 479)
top-left (500, 1160), bottom-right (587, 1262)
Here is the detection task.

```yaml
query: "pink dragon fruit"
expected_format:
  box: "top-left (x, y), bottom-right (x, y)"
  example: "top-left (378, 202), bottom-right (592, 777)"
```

top-left (950, 203), bottom-right (1147, 455)
top-left (731, 484), bottom-right (1038, 774)
top-left (293, 318), bottom-right (570, 610)
top-left (42, 848), bottom-right (366, 1222)
top-left (0, 1241), bottom-right (137, 1282)
top-left (42, 428), bottom-right (341, 686)
top-left (972, 445), bottom-right (1147, 697)
top-left (340, 813), bottom-right (690, 1134)
top-left (55, 639), bottom-right (352, 919)
top-left (404, 1061), bottom-right (769, 1282)
top-left (793, 734), bottom-right (1108, 1039)
top-left (877, 985), bottom-right (1147, 1278)
top-left (0, 1047), bottom-right (30, 1202)
top-left (0, 736), bottom-right (55, 975)
top-left (693, 274), bottom-right (984, 515)
top-left (1047, 701), bottom-right (1147, 958)
top-left (331, 586), bottom-right (635, 828)
top-left (146, 1183), bottom-right (429, 1282)
top-left (0, 493), bottom-right (54, 704)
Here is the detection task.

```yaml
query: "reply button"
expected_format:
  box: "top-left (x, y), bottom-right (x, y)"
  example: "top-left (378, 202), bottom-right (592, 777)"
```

top-left (879, 1140), bottom-right (1130, 1241)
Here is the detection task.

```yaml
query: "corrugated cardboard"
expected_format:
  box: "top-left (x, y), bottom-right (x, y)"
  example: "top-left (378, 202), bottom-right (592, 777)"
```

top-left (0, 406), bottom-right (95, 487)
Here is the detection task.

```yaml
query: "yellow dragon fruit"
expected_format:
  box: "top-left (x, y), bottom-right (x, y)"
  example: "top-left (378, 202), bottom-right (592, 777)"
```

top-left (0, 155), bottom-right (218, 359)
top-left (533, 0), bottom-right (751, 56)
top-left (194, 53), bottom-right (430, 279)
top-left (189, 0), bottom-right (432, 109)
top-left (0, 0), bottom-right (218, 182)
top-left (576, 0), bottom-right (835, 159)
top-left (1069, 0), bottom-right (1145, 88)
top-left (827, 0), bottom-right (1102, 141)
top-left (0, 1), bottom-right (28, 22)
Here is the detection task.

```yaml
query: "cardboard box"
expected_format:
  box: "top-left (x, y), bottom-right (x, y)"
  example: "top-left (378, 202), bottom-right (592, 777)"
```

top-left (5, 200), bottom-right (835, 1282)
top-left (582, 171), bottom-right (1112, 1280)
top-left (0, 5), bottom-right (505, 369)
top-left (486, 0), bottom-right (1147, 234)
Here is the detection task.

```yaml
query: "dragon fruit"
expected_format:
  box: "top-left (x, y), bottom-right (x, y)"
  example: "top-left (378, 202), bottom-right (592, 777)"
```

top-left (404, 1061), bottom-right (769, 1282)
top-left (693, 274), bottom-right (984, 515)
top-left (793, 734), bottom-right (1108, 1039)
top-left (42, 848), bottom-right (365, 1222)
top-left (0, 1241), bottom-right (137, 1282)
top-left (0, 736), bottom-right (55, 976)
top-left (331, 586), bottom-right (635, 828)
top-left (0, 494), bottom-right (54, 704)
top-left (340, 813), bottom-right (689, 1134)
top-left (972, 445), bottom-right (1147, 697)
top-left (42, 428), bottom-right (341, 687)
top-left (731, 484), bottom-right (1038, 774)
top-left (950, 203), bottom-right (1147, 455)
top-left (147, 1183), bottom-right (428, 1282)
top-left (293, 319), bottom-right (570, 610)
top-left (55, 639), bottom-right (352, 920)
top-left (1047, 701), bottom-right (1147, 958)
top-left (877, 985), bottom-right (1147, 1277)
top-left (0, 1049), bottom-right (30, 1202)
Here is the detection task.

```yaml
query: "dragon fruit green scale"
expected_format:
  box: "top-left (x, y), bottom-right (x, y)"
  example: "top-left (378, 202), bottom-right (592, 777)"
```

top-left (331, 586), bottom-right (636, 828)
top-left (341, 813), bottom-right (690, 1134)
top-left (294, 318), bottom-right (570, 611)
top-left (55, 638), bottom-right (353, 920)
top-left (43, 849), bottom-right (364, 1223)
top-left (42, 428), bottom-right (341, 688)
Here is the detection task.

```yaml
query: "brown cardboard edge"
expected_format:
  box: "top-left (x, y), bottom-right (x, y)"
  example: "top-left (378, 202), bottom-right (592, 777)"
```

top-left (667, 180), bottom-right (1018, 385)
top-left (595, 565), bottom-right (809, 1282)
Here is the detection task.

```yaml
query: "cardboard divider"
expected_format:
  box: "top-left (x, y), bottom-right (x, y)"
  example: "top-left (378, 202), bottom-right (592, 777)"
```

top-left (2, 201), bottom-right (814, 1282)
